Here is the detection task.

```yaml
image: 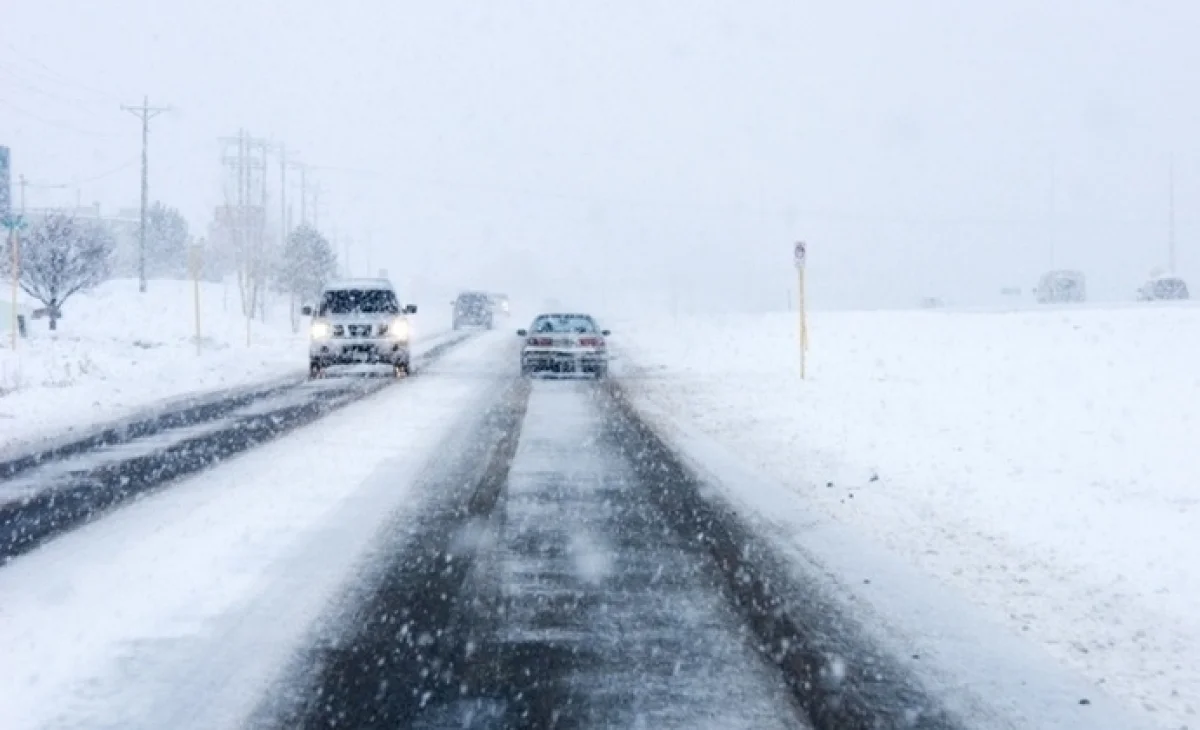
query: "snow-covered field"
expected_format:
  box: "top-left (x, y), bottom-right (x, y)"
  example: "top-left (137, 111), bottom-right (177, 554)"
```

top-left (0, 278), bottom-right (441, 454)
top-left (616, 304), bottom-right (1200, 730)
top-left (0, 333), bottom-right (510, 730)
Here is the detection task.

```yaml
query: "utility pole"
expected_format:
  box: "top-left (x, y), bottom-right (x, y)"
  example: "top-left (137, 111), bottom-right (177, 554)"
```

top-left (1048, 152), bottom-right (1057, 270)
top-left (219, 129), bottom-right (270, 342)
top-left (278, 143), bottom-right (288, 245)
top-left (312, 182), bottom-right (322, 230)
top-left (299, 164), bottom-right (308, 226)
top-left (1168, 157), bottom-right (1176, 274)
top-left (122, 96), bottom-right (171, 293)
top-left (17, 174), bottom-right (26, 213)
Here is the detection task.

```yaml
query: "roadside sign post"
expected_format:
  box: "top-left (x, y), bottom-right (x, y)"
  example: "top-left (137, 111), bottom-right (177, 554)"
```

top-left (189, 239), bottom-right (204, 356)
top-left (794, 241), bottom-right (808, 379)
top-left (2, 214), bottom-right (27, 352)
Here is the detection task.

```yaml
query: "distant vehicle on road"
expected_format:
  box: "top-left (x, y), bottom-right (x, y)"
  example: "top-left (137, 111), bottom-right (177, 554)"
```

top-left (1035, 270), bottom-right (1086, 304)
top-left (452, 291), bottom-right (494, 330)
top-left (303, 278), bottom-right (417, 378)
top-left (517, 313), bottom-right (610, 378)
top-left (490, 293), bottom-right (511, 316)
top-left (1137, 275), bottom-right (1189, 301)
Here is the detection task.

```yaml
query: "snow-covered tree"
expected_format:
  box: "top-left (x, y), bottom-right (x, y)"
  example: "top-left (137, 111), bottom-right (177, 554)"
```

top-left (277, 224), bottom-right (337, 330)
top-left (144, 201), bottom-right (189, 278)
top-left (1, 213), bottom-right (114, 330)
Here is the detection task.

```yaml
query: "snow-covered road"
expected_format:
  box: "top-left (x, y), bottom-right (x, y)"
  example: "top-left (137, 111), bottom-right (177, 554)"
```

top-left (0, 333), bottom-right (512, 730)
top-left (615, 308), bottom-right (1193, 730)
top-left (4, 305), bottom-right (1182, 730)
top-left (275, 378), bottom-right (810, 729)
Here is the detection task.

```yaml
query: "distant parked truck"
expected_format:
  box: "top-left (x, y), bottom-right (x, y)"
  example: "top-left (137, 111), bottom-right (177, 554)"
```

top-left (1137, 275), bottom-right (1189, 301)
top-left (1035, 270), bottom-right (1086, 304)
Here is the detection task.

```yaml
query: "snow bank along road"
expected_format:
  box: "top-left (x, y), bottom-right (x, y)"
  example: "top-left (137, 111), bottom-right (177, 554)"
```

top-left (0, 330), bottom-right (471, 562)
top-left (0, 326), bottom-right (1144, 729)
top-left (616, 308), bottom-right (1194, 730)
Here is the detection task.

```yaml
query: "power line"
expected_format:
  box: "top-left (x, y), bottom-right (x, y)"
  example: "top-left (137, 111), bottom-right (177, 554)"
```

top-left (1, 42), bottom-right (125, 103)
top-left (0, 65), bottom-right (112, 111)
top-left (0, 97), bottom-right (120, 138)
top-left (70, 157), bottom-right (140, 184)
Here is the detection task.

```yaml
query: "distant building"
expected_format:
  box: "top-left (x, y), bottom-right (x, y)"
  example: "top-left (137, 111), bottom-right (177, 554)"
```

top-left (0, 146), bottom-right (10, 217)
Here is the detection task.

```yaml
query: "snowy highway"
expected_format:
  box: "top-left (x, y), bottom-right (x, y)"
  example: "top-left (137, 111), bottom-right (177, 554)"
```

top-left (0, 324), bottom-right (1165, 730)
top-left (0, 330), bottom-right (951, 730)
top-left (271, 380), bottom-right (814, 729)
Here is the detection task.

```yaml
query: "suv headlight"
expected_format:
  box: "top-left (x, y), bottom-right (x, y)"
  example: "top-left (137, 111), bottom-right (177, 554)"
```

top-left (311, 321), bottom-right (332, 340)
top-left (388, 318), bottom-right (410, 340)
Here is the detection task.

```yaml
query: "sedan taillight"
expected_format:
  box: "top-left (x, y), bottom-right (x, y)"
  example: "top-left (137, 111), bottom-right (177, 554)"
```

top-left (578, 337), bottom-right (602, 347)
top-left (527, 337), bottom-right (552, 346)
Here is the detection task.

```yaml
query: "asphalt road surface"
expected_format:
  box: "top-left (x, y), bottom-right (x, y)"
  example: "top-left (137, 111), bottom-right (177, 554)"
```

top-left (268, 378), bottom-right (812, 729)
top-left (2, 340), bottom-right (956, 730)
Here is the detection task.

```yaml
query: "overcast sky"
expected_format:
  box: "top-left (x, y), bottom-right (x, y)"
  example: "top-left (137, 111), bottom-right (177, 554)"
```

top-left (3, 0), bottom-right (1200, 312)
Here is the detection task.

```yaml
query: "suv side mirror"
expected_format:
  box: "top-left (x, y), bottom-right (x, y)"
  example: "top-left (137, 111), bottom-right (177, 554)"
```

top-left (405, 304), bottom-right (418, 314)
top-left (516, 329), bottom-right (528, 337)
top-left (602, 329), bottom-right (611, 336)
top-left (301, 305), bottom-right (313, 316)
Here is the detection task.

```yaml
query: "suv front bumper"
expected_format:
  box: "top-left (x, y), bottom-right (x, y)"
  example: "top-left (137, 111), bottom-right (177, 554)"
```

top-left (310, 338), bottom-right (410, 365)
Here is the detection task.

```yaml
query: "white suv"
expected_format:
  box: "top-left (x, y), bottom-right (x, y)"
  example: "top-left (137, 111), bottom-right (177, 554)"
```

top-left (302, 279), bottom-right (418, 377)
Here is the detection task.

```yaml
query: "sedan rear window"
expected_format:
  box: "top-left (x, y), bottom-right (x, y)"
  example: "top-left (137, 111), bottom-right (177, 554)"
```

top-left (532, 315), bottom-right (597, 333)
top-left (319, 290), bottom-right (399, 316)
top-left (1153, 279), bottom-right (1189, 299)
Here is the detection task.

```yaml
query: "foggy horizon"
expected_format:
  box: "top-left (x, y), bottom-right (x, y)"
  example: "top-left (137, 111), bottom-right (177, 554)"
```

top-left (4, 0), bottom-right (1199, 314)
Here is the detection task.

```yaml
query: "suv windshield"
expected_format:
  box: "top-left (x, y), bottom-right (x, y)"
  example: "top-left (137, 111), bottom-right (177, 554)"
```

top-left (319, 289), bottom-right (399, 316)
top-left (532, 315), bottom-right (597, 333)
top-left (456, 294), bottom-right (491, 312)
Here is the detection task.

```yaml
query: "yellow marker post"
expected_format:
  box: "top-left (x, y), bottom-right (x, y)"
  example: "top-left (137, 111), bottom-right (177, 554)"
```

top-left (794, 241), bottom-right (808, 378)
top-left (2, 215), bottom-right (27, 352)
top-left (9, 228), bottom-right (18, 352)
top-left (189, 240), bottom-right (203, 356)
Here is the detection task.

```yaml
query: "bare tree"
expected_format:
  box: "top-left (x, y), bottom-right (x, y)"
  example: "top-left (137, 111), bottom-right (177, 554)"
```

top-left (0, 213), bottom-right (114, 330)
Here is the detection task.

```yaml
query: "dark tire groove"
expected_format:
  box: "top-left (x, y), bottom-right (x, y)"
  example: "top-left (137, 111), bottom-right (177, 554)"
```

top-left (602, 383), bottom-right (965, 730)
top-left (269, 378), bottom-right (532, 730)
top-left (0, 334), bottom-right (472, 563)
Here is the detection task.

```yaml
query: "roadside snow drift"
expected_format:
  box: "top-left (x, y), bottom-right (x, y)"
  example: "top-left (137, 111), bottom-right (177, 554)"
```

top-left (0, 278), bottom-right (441, 453)
top-left (617, 305), bottom-right (1200, 730)
top-left (0, 332), bottom-right (511, 730)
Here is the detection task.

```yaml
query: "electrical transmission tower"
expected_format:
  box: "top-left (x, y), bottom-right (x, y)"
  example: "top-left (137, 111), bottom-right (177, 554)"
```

top-left (218, 130), bottom-right (271, 335)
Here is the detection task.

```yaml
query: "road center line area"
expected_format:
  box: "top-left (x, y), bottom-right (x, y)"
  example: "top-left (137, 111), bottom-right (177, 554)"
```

top-left (0, 343), bottom-right (962, 730)
top-left (264, 380), bottom-right (810, 730)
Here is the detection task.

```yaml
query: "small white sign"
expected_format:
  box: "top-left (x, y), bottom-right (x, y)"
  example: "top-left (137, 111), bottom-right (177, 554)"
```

top-left (793, 241), bottom-right (807, 269)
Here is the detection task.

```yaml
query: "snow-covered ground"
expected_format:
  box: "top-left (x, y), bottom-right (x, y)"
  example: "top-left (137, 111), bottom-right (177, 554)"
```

top-left (0, 278), bottom-right (441, 454)
top-left (615, 304), bottom-right (1200, 730)
top-left (0, 332), bottom-right (511, 730)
